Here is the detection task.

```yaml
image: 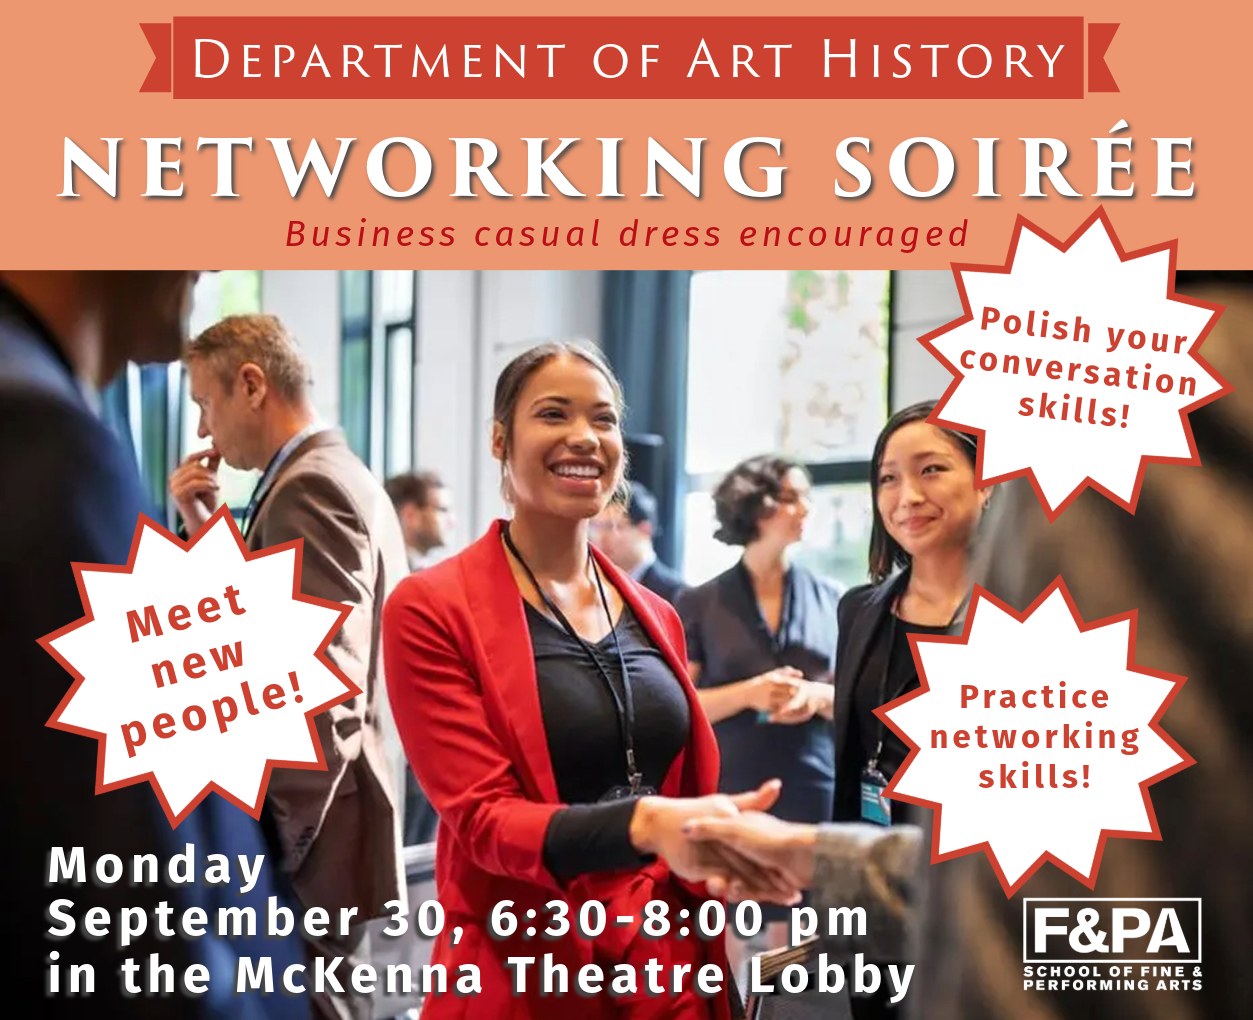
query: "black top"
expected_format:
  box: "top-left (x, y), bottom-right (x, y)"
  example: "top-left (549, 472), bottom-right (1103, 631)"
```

top-left (531, 601), bottom-right (691, 878)
top-left (834, 573), bottom-right (961, 826)
top-left (678, 561), bottom-right (840, 823)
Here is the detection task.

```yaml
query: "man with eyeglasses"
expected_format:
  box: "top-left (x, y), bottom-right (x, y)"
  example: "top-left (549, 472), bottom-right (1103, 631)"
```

top-left (590, 480), bottom-right (688, 604)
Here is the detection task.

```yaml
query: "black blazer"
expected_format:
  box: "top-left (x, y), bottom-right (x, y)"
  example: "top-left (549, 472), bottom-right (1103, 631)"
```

top-left (640, 557), bottom-right (688, 605)
top-left (832, 570), bottom-right (911, 822)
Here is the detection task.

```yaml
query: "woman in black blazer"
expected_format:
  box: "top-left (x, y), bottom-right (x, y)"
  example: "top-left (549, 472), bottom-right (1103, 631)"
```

top-left (834, 400), bottom-right (991, 828)
top-left (833, 401), bottom-right (989, 1018)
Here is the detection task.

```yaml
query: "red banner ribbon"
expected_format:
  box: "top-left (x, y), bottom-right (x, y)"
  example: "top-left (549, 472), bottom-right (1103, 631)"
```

top-left (136, 17), bottom-right (1104, 100)
top-left (139, 23), bottom-right (171, 93)
top-left (1087, 23), bottom-right (1120, 93)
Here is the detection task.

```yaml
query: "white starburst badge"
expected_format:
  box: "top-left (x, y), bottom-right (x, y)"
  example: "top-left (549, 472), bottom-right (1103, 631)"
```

top-left (922, 208), bottom-right (1229, 518)
top-left (41, 508), bottom-right (355, 826)
top-left (880, 578), bottom-right (1192, 895)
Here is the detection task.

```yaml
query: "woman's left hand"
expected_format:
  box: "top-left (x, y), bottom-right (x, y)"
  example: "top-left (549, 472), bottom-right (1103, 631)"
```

top-left (766, 681), bottom-right (835, 724)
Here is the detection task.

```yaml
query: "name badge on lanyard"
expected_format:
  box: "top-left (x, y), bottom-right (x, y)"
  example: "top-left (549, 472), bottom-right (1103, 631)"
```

top-left (860, 757), bottom-right (892, 826)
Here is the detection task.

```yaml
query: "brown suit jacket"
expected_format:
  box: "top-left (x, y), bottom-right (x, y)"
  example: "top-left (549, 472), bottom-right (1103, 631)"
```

top-left (247, 428), bottom-right (409, 921)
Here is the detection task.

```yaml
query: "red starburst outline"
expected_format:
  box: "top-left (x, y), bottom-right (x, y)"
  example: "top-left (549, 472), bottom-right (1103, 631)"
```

top-left (873, 575), bottom-right (1194, 898)
top-left (37, 505), bottom-right (356, 828)
top-left (920, 206), bottom-right (1232, 522)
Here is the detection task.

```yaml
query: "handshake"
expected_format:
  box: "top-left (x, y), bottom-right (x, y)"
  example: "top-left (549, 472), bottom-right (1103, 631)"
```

top-left (629, 779), bottom-right (821, 904)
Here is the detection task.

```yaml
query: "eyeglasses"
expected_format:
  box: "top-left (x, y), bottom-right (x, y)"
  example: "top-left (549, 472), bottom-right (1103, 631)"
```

top-left (590, 518), bottom-right (633, 534)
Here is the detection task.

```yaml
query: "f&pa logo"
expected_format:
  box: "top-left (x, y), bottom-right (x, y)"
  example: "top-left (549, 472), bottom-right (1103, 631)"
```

top-left (1024, 898), bottom-right (1201, 963)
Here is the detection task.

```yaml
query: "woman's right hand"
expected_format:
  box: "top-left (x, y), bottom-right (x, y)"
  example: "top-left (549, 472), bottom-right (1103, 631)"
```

top-left (628, 781), bottom-right (804, 903)
top-left (742, 667), bottom-right (804, 713)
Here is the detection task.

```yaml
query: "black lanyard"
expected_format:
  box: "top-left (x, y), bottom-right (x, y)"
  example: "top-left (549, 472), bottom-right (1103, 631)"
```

top-left (502, 523), bottom-right (644, 795)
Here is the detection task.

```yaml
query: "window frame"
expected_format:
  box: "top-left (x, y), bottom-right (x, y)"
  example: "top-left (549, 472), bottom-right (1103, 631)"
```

top-left (340, 270), bottom-right (418, 477)
top-left (677, 269), bottom-right (894, 578)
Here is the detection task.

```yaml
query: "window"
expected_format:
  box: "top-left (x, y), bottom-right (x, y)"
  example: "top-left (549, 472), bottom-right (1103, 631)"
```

top-left (682, 269), bottom-right (891, 590)
top-left (340, 271), bottom-right (373, 462)
top-left (380, 271), bottom-right (416, 477)
top-left (339, 270), bottom-right (416, 476)
top-left (102, 271), bottom-right (262, 526)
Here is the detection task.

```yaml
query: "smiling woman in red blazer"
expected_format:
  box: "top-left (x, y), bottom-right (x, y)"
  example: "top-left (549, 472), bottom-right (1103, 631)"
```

top-left (383, 343), bottom-right (790, 1020)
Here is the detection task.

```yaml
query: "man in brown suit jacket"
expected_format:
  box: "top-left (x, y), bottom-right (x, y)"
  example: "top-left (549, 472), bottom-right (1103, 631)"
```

top-left (170, 313), bottom-right (409, 1019)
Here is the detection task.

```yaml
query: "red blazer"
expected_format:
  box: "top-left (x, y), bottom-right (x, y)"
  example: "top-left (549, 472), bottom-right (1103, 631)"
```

top-left (382, 521), bottom-right (732, 1020)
